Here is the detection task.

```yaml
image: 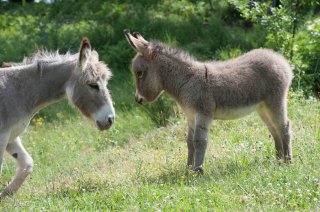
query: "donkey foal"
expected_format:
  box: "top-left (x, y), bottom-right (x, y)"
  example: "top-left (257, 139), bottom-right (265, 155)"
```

top-left (0, 38), bottom-right (115, 198)
top-left (124, 30), bottom-right (293, 173)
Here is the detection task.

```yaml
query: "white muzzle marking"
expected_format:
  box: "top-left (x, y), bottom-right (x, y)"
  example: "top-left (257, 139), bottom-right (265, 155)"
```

top-left (94, 104), bottom-right (115, 130)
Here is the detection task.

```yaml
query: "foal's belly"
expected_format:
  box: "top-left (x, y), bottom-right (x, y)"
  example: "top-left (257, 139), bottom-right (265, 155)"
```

top-left (214, 103), bottom-right (260, 120)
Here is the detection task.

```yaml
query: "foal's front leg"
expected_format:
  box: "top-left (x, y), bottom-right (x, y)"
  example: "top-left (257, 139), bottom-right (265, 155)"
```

top-left (186, 115), bottom-right (195, 167)
top-left (0, 137), bottom-right (33, 199)
top-left (193, 114), bottom-right (211, 173)
top-left (186, 126), bottom-right (195, 167)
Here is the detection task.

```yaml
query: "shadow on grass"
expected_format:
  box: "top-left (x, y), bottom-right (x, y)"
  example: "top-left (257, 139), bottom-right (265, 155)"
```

top-left (139, 156), bottom-right (285, 186)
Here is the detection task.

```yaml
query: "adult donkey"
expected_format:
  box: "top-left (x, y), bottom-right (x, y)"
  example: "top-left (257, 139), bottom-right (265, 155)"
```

top-left (0, 38), bottom-right (115, 198)
top-left (124, 30), bottom-right (293, 173)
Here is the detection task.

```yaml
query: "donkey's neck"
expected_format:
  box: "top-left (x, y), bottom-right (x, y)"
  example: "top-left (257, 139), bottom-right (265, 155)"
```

top-left (23, 61), bottom-right (76, 114)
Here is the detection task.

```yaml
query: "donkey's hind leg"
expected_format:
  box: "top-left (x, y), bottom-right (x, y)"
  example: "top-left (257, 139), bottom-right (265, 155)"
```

top-left (257, 105), bottom-right (283, 159)
top-left (0, 137), bottom-right (33, 199)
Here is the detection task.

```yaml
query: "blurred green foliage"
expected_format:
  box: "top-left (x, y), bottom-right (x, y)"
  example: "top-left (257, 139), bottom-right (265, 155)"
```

top-left (229, 0), bottom-right (320, 96)
top-left (0, 0), bottom-right (318, 126)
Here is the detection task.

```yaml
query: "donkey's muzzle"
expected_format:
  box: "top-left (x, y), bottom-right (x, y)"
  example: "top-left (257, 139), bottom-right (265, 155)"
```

top-left (96, 116), bottom-right (114, 131)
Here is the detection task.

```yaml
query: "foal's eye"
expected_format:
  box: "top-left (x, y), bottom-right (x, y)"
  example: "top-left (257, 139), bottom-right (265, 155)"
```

top-left (136, 71), bottom-right (144, 79)
top-left (88, 83), bottom-right (100, 91)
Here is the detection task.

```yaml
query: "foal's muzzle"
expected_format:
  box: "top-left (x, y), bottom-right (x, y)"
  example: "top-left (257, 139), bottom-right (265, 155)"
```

top-left (135, 95), bottom-right (144, 105)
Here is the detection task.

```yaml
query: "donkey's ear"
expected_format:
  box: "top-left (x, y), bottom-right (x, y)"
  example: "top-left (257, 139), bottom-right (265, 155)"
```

top-left (78, 37), bottom-right (92, 70)
top-left (124, 29), bottom-right (150, 57)
top-left (91, 50), bottom-right (99, 62)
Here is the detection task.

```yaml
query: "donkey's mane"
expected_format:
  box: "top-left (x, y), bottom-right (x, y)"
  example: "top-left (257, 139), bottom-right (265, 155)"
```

top-left (151, 41), bottom-right (197, 63)
top-left (8, 49), bottom-right (111, 79)
top-left (17, 50), bottom-right (78, 66)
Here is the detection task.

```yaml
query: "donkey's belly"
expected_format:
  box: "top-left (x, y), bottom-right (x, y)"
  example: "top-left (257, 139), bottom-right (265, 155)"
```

top-left (9, 117), bottom-right (31, 140)
top-left (214, 103), bottom-right (260, 120)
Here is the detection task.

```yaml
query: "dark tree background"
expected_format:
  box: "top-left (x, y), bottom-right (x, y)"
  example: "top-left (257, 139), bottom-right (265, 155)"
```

top-left (0, 0), bottom-right (319, 106)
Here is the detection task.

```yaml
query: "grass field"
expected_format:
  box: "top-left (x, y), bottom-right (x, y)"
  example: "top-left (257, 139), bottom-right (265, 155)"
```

top-left (0, 93), bottom-right (319, 211)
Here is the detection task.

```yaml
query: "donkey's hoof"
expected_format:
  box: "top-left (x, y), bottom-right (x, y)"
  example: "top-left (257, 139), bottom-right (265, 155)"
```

top-left (193, 166), bottom-right (204, 174)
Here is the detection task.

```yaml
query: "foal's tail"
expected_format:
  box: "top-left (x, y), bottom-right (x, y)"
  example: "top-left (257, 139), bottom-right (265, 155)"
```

top-left (266, 49), bottom-right (294, 88)
top-left (280, 54), bottom-right (294, 84)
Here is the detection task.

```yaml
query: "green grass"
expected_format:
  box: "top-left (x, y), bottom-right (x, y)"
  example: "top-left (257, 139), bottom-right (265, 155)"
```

top-left (0, 95), bottom-right (319, 211)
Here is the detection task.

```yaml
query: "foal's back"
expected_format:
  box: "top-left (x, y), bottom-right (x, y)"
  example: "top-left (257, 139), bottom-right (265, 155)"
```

top-left (202, 49), bottom-right (293, 109)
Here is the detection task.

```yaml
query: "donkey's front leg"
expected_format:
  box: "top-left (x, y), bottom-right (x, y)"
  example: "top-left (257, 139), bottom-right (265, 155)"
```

top-left (0, 131), bottom-right (10, 175)
top-left (193, 114), bottom-right (212, 173)
top-left (0, 137), bottom-right (33, 199)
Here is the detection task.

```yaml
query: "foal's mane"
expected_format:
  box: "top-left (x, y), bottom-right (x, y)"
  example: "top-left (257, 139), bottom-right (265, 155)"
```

top-left (151, 41), bottom-right (197, 64)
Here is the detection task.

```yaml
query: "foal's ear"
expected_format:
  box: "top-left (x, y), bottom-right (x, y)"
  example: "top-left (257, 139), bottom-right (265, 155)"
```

top-left (124, 29), bottom-right (151, 57)
top-left (78, 37), bottom-right (92, 70)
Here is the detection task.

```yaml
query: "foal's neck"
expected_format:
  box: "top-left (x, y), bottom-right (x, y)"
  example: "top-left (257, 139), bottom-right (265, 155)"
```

top-left (159, 56), bottom-right (201, 104)
top-left (26, 61), bottom-right (76, 114)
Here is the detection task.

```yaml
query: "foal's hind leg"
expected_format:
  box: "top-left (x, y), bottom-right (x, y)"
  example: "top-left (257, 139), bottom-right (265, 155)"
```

top-left (270, 112), bottom-right (292, 162)
top-left (0, 137), bottom-right (33, 199)
top-left (264, 101), bottom-right (292, 162)
top-left (257, 105), bottom-right (283, 159)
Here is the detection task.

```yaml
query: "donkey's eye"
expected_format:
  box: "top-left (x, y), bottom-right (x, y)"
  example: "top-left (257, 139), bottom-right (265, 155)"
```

top-left (136, 71), bottom-right (144, 79)
top-left (88, 83), bottom-right (100, 91)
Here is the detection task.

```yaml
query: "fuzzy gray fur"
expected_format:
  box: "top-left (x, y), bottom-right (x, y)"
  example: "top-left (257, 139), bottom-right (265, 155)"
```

top-left (125, 30), bottom-right (293, 173)
top-left (0, 38), bottom-right (115, 198)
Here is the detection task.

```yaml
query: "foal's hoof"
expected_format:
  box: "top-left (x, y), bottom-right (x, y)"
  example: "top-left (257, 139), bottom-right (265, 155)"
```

top-left (193, 166), bottom-right (204, 174)
top-left (276, 155), bottom-right (293, 164)
top-left (186, 164), bottom-right (193, 170)
top-left (284, 156), bottom-right (293, 164)
top-left (0, 192), bottom-right (6, 200)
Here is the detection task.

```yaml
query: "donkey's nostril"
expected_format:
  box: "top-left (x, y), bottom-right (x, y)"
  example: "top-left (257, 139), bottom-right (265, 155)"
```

top-left (108, 116), bottom-right (114, 125)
